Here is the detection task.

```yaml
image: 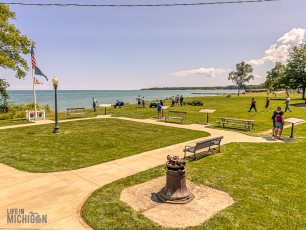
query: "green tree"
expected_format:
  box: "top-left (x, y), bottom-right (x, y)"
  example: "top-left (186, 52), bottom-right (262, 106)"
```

top-left (0, 4), bottom-right (32, 102)
top-left (265, 62), bottom-right (285, 91)
top-left (284, 42), bottom-right (306, 100)
top-left (228, 61), bottom-right (254, 96)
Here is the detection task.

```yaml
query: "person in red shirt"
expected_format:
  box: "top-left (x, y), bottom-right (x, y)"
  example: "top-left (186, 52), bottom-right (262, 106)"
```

top-left (248, 97), bottom-right (257, 112)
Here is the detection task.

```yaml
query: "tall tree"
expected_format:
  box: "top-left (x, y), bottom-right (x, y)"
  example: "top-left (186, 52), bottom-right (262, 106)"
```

top-left (284, 42), bottom-right (306, 100)
top-left (0, 4), bottom-right (32, 102)
top-left (264, 62), bottom-right (286, 93)
top-left (228, 61), bottom-right (254, 96)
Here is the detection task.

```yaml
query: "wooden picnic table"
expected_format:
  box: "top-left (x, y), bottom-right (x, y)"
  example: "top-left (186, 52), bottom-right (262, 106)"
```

top-left (218, 117), bottom-right (255, 130)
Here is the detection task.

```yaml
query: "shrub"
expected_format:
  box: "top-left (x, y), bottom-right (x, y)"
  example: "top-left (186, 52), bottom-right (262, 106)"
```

top-left (185, 100), bottom-right (204, 106)
top-left (0, 102), bottom-right (50, 120)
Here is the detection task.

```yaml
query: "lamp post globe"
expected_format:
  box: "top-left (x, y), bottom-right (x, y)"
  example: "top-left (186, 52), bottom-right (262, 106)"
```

top-left (52, 76), bottom-right (59, 134)
top-left (52, 76), bottom-right (59, 86)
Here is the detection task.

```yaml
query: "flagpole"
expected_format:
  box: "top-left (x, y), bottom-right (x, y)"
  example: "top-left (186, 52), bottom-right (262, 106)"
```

top-left (32, 67), bottom-right (37, 120)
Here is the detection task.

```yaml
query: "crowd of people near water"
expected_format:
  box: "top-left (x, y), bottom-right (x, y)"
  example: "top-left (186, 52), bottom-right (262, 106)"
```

top-left (91, 94), bottom-right (185, 113)
top-left (170, 95), bottom-right (184, 107)
top-left (136, 95), bottom-right (146, 108)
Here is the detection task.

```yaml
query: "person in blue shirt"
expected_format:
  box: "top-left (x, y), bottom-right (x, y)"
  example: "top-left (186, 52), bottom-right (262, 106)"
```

top-left (157, 102), bottom-right (162, 119)
top-left (92, 98), bottom-right (97, 112)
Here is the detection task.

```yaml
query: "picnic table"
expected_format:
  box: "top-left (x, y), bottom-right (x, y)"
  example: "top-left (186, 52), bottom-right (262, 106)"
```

top-left (217, 117), bottom-right (255, 131)
top-left (199, 109), bottom-right (216, 125)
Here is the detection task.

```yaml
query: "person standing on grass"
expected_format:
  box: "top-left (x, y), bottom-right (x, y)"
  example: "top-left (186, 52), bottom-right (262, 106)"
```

top-left (248, 97), bottom-right (257, 112)
top-left (92, 98), bottom-right (97, 112)
top-left (271, 106), bottom-right (281, 137)
top-left (157, 102), bottom-right (162, 119)
top-left (274, 111), bottom-right (284, 140)
top-left (175, 95), bottom-right (179, 105)
top-left (136, 95), bottom-right (141, 108)
top-left (142, 96), bottom-right (146, 108)
top-left (285, 96), bottom-right (292, 112)
top-left (171, 97), bottom-right (175, 107)
top-left (265, 97), bottom-right (270, 111)
top-left (180, 95), bottom-right (184, 106)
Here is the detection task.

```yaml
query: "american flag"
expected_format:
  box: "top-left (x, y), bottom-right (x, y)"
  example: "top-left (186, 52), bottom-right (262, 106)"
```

top-left (34, 77), bottom-right (43, 85)
top-left (31, 47), bottom-right (36, 69)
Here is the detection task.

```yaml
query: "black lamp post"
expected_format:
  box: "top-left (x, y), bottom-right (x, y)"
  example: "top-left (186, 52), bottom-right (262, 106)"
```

top-left (52, 76), bottom-right (59, 134)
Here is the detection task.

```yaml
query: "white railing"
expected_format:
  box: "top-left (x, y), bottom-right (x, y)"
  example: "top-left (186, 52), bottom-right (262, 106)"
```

top-left (26, 110), bottom-right (46, 121)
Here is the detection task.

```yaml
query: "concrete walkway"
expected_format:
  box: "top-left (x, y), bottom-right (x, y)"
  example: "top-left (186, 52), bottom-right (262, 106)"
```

top-left (0, 116), bottom-right (283, 229)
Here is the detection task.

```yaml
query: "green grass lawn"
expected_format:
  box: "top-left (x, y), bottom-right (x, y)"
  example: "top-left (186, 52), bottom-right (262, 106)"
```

top-left (0, 118), bottom-right (30, 127)
top-left (0, 118), bottom-right (207, 172)
top-left (283, 122), bottom-right (306, 137)
top-left (82, 140), bottom-right (306, 230)
top-left (44, 93), bottom-right (306, 136)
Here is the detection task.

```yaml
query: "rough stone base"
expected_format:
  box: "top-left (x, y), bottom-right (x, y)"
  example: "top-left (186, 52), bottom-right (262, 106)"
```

top-left (120, 176), bottom-right (234, 228)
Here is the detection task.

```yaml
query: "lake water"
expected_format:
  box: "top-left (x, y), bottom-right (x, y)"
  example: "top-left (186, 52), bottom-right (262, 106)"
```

top-left (7, 90), bottom-right (236, 112)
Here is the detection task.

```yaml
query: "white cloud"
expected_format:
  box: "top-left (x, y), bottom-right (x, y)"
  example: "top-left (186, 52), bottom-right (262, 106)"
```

top-left (168, 67), bottom-right (231, 77)
top-left (248, 28), bottom-right (305, 65)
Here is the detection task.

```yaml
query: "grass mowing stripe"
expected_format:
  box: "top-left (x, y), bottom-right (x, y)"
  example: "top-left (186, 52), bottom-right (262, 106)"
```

top-left (82, 141), bottom-right (306, 229)
top-left (0, 118), bottom-right (207, 172)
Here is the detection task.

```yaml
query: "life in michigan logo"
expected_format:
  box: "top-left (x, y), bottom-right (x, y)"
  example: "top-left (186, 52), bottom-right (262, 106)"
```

top-left (7, 208), bottom-right (47, 224)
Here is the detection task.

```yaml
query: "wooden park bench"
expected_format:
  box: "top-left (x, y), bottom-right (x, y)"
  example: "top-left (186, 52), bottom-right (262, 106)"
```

top-left (67, 107), bottom-right (87, 118)
top-left (216, 117), bottom-right (255, 131)
top-left (165, 111), bottom-right (187, 124)
top-left (183, 136), bottom-right (224, 159)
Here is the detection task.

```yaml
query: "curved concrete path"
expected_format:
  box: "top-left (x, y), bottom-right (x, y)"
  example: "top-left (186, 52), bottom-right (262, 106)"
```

top-left (0, 116), bottom-right (284, 229)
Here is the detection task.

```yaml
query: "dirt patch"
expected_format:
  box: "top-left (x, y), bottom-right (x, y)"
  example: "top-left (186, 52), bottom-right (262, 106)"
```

top-left (120, 176), bottom-right (234, 228)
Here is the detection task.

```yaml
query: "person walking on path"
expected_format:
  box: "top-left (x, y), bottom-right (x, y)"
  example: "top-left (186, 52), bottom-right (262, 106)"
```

top-left (180, 95), bottom-right (184, 106)
top-left (157, 102), bottom-right (162, 119)
top-left (285, 96), bottom-right (292, 112)
top-left (92, 98), bottom-right (98, 112)
top-left (271, 106), bottom-right (281, 137)
top-left (248, 97), bottom-right (257, 112)
top-left (265, 97), bottom-right (270, 111)
top-left (274, 110), bottom-right (285, 140)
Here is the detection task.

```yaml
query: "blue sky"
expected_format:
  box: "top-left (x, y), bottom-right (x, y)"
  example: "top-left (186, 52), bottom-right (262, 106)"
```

top-left (2, 0), bottom-right (306, 90)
